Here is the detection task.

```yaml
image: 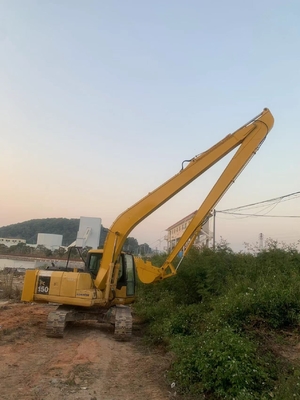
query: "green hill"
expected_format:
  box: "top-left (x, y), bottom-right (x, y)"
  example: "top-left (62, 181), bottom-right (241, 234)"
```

top-left (0, 219), bottom-right (147, 251)
top-left (0, 218), bottom-right (80, 246)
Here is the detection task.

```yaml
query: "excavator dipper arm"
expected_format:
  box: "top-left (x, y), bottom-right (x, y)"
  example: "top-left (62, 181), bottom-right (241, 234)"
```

top-left (155, 114), bottom-right (272, 280)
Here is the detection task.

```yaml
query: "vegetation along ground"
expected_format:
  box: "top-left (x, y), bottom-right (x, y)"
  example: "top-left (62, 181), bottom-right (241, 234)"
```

top-left (2, 240), bottom-right (300, 399)
top-left (135, 240), bottom-right (300, 399)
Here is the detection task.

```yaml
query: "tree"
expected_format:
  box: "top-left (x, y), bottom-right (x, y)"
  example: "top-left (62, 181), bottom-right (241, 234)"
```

top-left (123, 237), bottom-right (139, 254)
top-left (138, 243), bottom-right (152, 256)
top-left (0, 244), bottom-right (8, 254)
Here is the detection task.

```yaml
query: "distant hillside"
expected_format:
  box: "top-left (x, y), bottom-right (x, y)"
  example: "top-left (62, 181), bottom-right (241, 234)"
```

top-left (0, 218), bottom-right (80, 246)
top-left (0, 219), bottom-right (146, 251)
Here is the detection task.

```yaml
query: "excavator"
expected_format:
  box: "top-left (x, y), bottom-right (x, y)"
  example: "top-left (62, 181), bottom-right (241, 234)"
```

top-left (21, 108), bottom-right (274, 339)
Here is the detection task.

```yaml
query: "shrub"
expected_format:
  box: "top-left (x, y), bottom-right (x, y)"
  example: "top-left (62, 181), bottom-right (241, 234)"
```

top-left (135, 243), bottom-right (300, 398)
top-left (170, 326), bottom-right (274, 398)
top-left (0, 272), bottom-right (22, 300)
top-left (213, 255), bottom-right (300, 329)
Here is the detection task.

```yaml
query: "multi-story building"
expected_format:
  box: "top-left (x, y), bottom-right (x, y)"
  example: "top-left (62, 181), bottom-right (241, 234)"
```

top-left (165, 211), bottom-right (212, 252)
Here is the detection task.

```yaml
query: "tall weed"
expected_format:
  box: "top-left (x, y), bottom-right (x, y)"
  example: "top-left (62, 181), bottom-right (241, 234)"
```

top-left (0, 272), bottom-right (21, 300)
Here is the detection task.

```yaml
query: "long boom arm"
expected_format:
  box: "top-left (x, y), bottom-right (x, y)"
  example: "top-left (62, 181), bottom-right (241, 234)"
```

top-left (154, 111), bottom-right (272, 279)
top-left (95, 108), bottom-right (274, 290)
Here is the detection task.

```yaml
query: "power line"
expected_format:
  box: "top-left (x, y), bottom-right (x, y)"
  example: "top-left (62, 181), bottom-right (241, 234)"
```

top-left (219, 190), bottom-right (300, 212)
top-left (211, 190), bottom-right (300, 248)
top-left (219, 212), bottom-right (300, 218)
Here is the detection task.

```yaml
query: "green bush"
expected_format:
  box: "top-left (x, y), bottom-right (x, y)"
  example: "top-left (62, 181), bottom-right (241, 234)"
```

top-left (170, 327), bottom-right (274, 398)
top-left (213, 250), bottom-right (300, 329)
top-left (135, 243), bottom-right (300, 398)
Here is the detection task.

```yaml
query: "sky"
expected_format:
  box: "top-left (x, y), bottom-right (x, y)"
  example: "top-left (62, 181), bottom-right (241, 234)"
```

top-left (1, 0), bottom-right (300, 252)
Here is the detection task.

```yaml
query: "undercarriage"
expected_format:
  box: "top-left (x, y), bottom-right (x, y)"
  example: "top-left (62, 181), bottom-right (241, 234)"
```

top-left (46, 304), bottom-right (132, 340)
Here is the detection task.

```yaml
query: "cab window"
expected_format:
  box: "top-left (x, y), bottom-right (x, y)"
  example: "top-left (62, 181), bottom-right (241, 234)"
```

top-left (87, 253), bottom-right (103, 278)
top-left (125, 254), bottom-right (135, 296)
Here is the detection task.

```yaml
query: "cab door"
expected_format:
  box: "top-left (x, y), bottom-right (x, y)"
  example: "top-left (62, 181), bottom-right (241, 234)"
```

top-left (115, 254), bottom-right (136, 300)
top-left (124, 254), bottom-right (136, 296)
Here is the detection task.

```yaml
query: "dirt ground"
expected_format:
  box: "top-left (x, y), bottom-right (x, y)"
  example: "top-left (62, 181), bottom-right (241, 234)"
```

top-left (3, 275), bottom-right (300, 400)
top-left (0, 302), bottom-right (178, 400)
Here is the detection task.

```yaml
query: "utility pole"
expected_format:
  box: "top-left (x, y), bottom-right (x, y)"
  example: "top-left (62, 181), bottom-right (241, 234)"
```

top-left (213, 209), bottom-right (216, 250)
top-left (259, 233), bottom-right (264, 250)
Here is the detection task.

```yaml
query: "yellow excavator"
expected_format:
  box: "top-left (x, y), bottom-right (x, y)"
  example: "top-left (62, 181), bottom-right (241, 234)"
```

top-left (21, 108), bottom-right (274, 339)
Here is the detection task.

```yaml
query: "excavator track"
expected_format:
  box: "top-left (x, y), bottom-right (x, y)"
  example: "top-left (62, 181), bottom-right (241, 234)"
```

top-left (114, 305), bottom-right (132, 341)
top-left (46, 305), bottom-right (132, 340)
top-left (46, 307), bottom-right (74, 338)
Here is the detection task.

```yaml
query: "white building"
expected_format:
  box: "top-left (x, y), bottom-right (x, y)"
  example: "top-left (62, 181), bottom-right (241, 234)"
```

top-left (67, 216), bottom-right (102, 249)
top-left (165, 211), bottom-right (212, 252)
top-left (37, 233), bottom-right (63, 250)
top-left (0, 238), bottom-right (26, 247)
top-left (76, 216), bottom-right (102, 248)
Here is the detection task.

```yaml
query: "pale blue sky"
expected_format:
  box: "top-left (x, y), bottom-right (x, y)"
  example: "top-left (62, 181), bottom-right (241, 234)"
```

top-left (1, 0), bottom-right (300, 250)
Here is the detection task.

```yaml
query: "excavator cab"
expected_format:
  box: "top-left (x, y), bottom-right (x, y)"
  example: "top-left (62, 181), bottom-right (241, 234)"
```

top-left (85, 250), bottom-right (137, 298)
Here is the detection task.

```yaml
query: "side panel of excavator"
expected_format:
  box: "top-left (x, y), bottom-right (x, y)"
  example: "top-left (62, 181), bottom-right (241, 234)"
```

top-left (21, 257), bottom-right (136, 307)
top-left (21, 269), bottom-right (101, 306)
top-left (21, 269), bottom-right (39, 302)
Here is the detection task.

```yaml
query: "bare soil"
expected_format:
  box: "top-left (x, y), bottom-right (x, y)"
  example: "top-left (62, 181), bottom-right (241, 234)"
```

top-left (0, 302), bottom-right (178, 400)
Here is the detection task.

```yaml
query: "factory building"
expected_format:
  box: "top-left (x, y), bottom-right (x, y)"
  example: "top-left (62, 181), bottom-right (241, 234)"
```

top-left (165, 211), bottom-right (212, 252)
top-left (0, 238), bottom-right (26, 247)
